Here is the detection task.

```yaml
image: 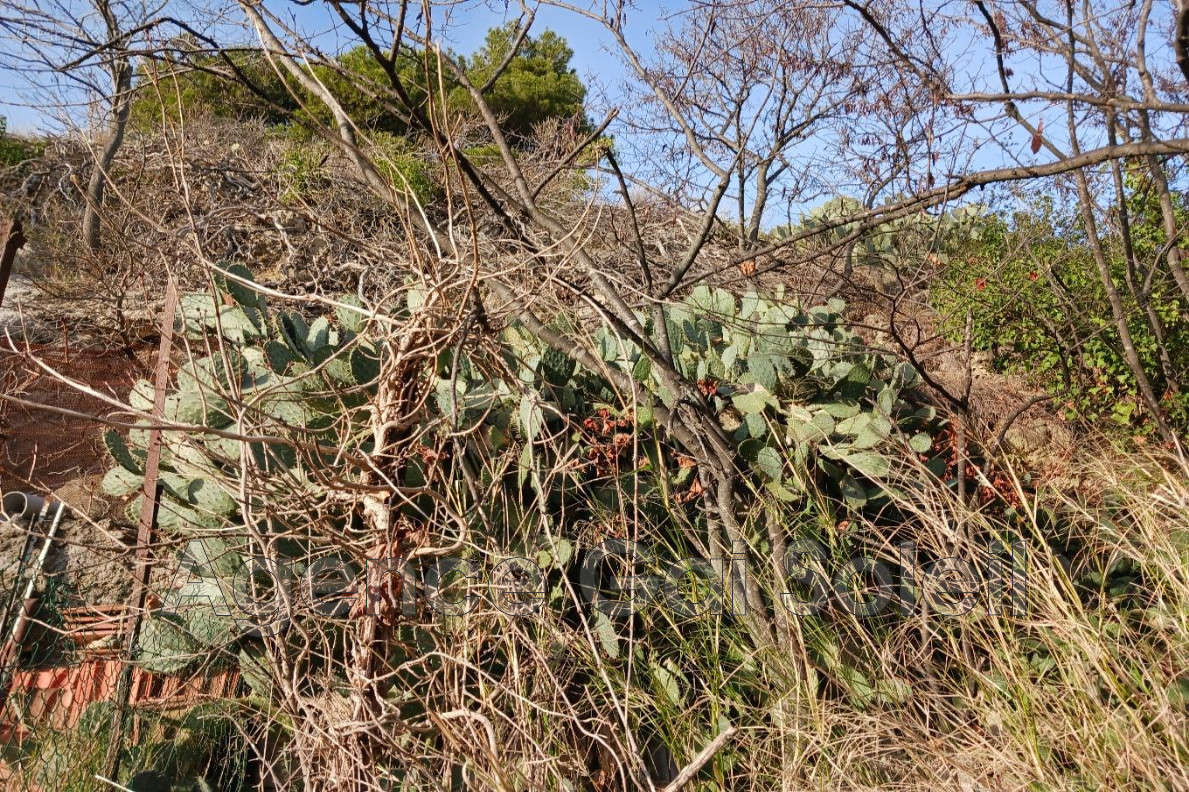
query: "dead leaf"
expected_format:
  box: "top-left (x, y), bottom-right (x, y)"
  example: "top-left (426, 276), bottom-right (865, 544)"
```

top-left (1030, 120), bottom-right (1044, 154)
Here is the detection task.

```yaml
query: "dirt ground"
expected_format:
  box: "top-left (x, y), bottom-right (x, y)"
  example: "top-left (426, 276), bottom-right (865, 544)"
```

top-left (2, 276), bottom-right (154, 606)
top-left (1, 273), bottom-right (150, 492)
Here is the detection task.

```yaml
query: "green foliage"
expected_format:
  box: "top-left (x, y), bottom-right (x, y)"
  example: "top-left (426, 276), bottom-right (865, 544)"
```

top-left (933, 195), bottom-right (1189, 434)
top-left (130, 51), bottom-right (301, 129)
top-left (457, 23), bottom-right (588, 139)
top-left (101, 267), bottom-right (933, 684)
top-left (776, 195), bottom-right (865, 244)
top-left (102, 264), bottom-right (382, 676)
top-left (97, 268), bottom-right (945, 790)
top-left (303, 46), bottom-right (435, 135)
top-left (774, 196), bottom-right (989, 272)
top-left (113, 269), bottom-right (1189, 791)
top-left (121, 700), bottom-right (248, 791)
top-left (276, 143), bottom-right (328, 205)
top-left (130, 26), bottom-right (587, 142)
top-left (462, 143), bottom-right (503, 166)
top-left (13, 699), bottom-right (246, 792)
top-left (369, 131), bottom-right (437, 205)
top-left (574, 285), bottom-right (932, 509)
top-left (0, 117), bottom-right (45, 166)
top-left (137, 613), bottom-right (206, 675)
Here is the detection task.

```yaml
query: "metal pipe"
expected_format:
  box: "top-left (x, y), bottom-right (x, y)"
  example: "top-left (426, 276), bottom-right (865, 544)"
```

top-left (0, 500), bottom-right (66, 710)
top-left (1, 491), bottom-right (48, 522)
top-left (5, 501), bottom-right (65, 643)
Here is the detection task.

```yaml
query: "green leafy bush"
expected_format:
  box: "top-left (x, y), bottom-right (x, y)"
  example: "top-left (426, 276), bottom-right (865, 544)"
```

top-left (13, 699), bottom-right (246, 792)
top-left (101, 266), bottom-right (382, 678)
top-left (276, 144), bottom-right (328, 205)
top-left (456, 23), bottom-right (588, 139)
top-left (130, 51), bottom-right (302, 129)
top-left (0, 117), bottom-right (45, 166)
top-left (93, 269), bottom-right (1189, 790)
top-left (933, 199), bottom-right (1189, 434)
top-left (130, 27), bottom-right (588, 142)
top-left (370, 131), bottom-right (437, 205)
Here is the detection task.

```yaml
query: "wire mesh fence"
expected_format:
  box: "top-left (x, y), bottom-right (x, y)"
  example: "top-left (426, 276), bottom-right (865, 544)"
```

top-left (0, 498), bottom-right (252, 792)
top-left (0, 344), bottom-right (145, 492)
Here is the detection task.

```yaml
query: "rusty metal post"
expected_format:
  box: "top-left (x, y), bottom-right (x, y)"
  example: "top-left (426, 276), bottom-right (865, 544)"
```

top-left (102, 279), bottom-right (177, 783)
top-left (0, 216), bottom-right (26, 310)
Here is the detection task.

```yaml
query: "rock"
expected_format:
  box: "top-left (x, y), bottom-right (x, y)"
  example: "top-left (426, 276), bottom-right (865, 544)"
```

top-left (1000, 416), bottom-right (1075, 479)
top-left (1002, 422), bottom-right (1054, 455)
top-left (850, 263), bottom-right (903, 295)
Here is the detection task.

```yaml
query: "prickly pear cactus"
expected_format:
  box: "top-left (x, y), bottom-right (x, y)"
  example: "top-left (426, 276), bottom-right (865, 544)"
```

top-left (466, 285), bottom-right (938, 510)
top-left (102, 268), bottom-right (937, 677)
top-left (101, 265), bottom-right (382, 674)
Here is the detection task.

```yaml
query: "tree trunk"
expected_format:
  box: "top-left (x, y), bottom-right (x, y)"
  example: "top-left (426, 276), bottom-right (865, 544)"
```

top-left (82, 57), bottom-right (132, 253)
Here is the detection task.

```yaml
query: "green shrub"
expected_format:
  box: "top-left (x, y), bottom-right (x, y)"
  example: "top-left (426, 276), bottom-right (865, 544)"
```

top-left (462, 143), bottom-right (502, 167)
top-left (130, 27), bottom-right (588, 143)
top-left (275, 144), bottom-right (328, 205)
top-left (456, 23), bottom-right (588, 139)
top-left (933, 199), bottom-right (1189, 434)
top-left (100, 269), bottom-right (938, 686)
top-left (0, 117), bottom-right (45, 166)
top-left (13, 700), bottom-right (248, 792)
top-left (92, 268), bottom-right (1189, 789)
top-left (130, 52), bottom-right (301, 130)
top-left (370, 131), bottom-right (437, 205)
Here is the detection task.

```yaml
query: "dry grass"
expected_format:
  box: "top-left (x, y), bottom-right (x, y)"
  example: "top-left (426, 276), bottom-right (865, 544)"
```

top-left (229, 434), bottom-right (1188, 791)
